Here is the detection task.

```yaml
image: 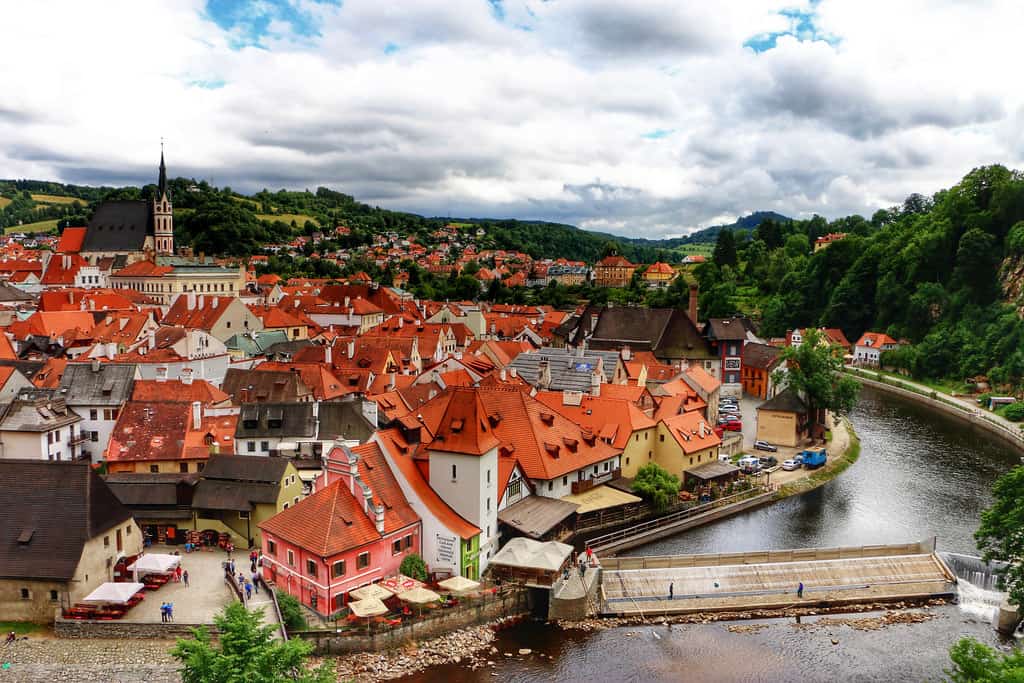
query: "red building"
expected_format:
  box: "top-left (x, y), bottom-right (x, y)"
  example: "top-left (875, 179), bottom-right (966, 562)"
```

top-left (259, 441), bottom-right (421, 615)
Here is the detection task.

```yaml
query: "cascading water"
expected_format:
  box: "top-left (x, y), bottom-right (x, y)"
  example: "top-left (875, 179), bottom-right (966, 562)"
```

top-left (940, 552), bottom-right (1010, 625)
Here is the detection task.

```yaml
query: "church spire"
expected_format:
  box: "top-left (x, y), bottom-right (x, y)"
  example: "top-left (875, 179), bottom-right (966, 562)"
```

top-left (158, 142), bottom-right (168, 200)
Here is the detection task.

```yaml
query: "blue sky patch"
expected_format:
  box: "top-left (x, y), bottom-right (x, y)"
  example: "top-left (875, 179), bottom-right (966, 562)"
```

top-left (642, 129), bottom-right (675, 140)
top-left (384, 42), bottom-right (400, 55)
top-left (744, 4), bottom-right (839, 53)
top-left (487, 0), bottom-right (505, 22)
top-left (188, 78), bottom-right (227, 89)
top-left (204, 0), bottom-right (339, 49)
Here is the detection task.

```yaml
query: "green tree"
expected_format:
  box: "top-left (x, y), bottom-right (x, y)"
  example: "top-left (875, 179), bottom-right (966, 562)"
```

top-left (275, 590), bottom-right (308, 631)
top-left (399, 553), bottom-right (428, 581)
top-left (946, 637), bottom-right (1024, 682)
top-left (713, 229), bottom-right (738, 268)
top-left (170, 602), bottom-right (331, 683)
top-left (772, 328), bottom-right (860, 431)
top-left (975, 465), bottom-right (1024, 607)
top-left (631, 463), bottom-right (680, 513)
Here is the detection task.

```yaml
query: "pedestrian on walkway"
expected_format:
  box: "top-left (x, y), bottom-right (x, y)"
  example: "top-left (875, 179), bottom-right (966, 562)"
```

top-left (229, 559), bottom-right (235, 576)
top-left (668, 582), bottom-right (674, 600)
top-left (244, 581), bottom-right (252, 600)
top-left (160, 602), bottom-right (168, 623)
top-left (237, 572), bottom-right (245, 589)
top-left (167, 603), bottom-right (174, 622)
top-left (797, 581), bottom-right (804, 598)
top-left (175, 565), bottom-right (182, 582)
top-left (183, 570), bottom-right (189, 587)
top-left (251, 559), bottom-right (257, 574)
top-left (252, 572), bottom-right (260, 593)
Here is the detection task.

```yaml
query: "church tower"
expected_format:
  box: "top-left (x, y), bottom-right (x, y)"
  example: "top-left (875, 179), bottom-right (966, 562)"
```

top-left (153, 147), bottom-right (174, 256)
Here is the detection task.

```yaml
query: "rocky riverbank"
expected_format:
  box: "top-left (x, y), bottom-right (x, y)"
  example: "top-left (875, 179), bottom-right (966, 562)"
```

top-left (0, 636), bottom-right (180, 683)
top-left (330, 616), bottom-right (527, 682)
top-left (557, 597), bottom-right (949, 632)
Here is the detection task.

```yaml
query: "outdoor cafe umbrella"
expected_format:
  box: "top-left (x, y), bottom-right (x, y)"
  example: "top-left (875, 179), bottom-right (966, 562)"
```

top-left (347, 597), bottom-right (389, 618)
top-left (127, 553), bottom-right (180, 582)
top-left (397, 586), bottom-right (441, 604)
top-left (82, 582), bottom-right (145, 605)
top-left (437, 576), bottom-right (480, 594)
top-left (349, 583), bottom-right (394, 601)
top-left (380, 574), bottom-right (424, 593)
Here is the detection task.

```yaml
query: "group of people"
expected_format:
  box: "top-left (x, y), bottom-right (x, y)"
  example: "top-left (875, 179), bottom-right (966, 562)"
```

top-left (237, 571), bottom-right (260, 600)
top-left (159, 601), bottom-right (175, 622)
top-left (173, 564), bottom-right (189, 586)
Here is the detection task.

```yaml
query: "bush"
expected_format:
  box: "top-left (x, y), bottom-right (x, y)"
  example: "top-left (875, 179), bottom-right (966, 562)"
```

top-left (1001, 401), bottom-right (1024, 421)
top-left (399, 553), bottom-right (428, 581)
top-left (977, 392), bottom-right (992, 407)
top-left (275, 590), bottom-right (307, 631)
top-left (631, 463), bottom-right (680, 513)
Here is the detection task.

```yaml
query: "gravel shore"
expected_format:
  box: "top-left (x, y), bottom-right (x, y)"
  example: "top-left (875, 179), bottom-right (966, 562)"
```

top-left (0, 637), bottom-right (180, 683)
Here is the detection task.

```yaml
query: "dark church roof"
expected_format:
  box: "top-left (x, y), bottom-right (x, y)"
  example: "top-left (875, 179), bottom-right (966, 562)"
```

top-left (82, 200), bottom-right (153, 253)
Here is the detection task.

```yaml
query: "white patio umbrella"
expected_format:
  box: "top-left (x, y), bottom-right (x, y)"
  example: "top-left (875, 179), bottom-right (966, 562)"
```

top-left (127, 554), bottom-right (180, 582)
top-left (347, 597), bottom-right (389, 618)
top-left (437, 576), bottom-right (480, 594)
top-left (397, 586), bottom-right (441, 604)
top-left (81, 582), bottom-right (145, 604)
top-left (349, 583), bottom-right (394, 601)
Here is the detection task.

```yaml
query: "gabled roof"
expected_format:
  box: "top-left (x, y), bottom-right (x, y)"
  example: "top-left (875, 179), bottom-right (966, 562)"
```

top-left (758, 388), bottom-right (806, 413)
top-left (130, 378), bottom-right (229, 405)
top-left (425, 389), bottom-right (501, 456)
top-left (0, 460), bottom-right (133, 581)
top-left (201, 454), bottom-right (290, 484)
top-left (344, 441), bottom-right (420, 535)
top-left (105, 402), bottom-right (236, 463)
top-left (506, 347), bottom-right (619, 392)
top-left (707, 316), bottom-right (756, 342)
top-left (222, 368), bottom-right (311, 404)
top-left (534, 391), bottom-right (655, 450)
top-left (854, 332), bottom-right (899, 348)
top-left (660, 411), bottom-right (720, 454)
top-left (258, 479), bottom-right (380, 555)
top-left (58, 362), bottom-right (136, 406)
top-left (162, 295), bottom-right (238, 331)
top-left (644, 261), bottom-right (675, 275)
top-left (235, 402), bottom-right (316, 439)
top-left (596, 255), bottom-right (635, 268)
top-left (82, 200), bottom-right (152, 253)
top-left (742, 342), bottom-right (782, 370)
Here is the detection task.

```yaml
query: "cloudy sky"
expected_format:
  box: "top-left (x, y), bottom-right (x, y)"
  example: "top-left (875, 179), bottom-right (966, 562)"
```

top-left (2, 1), bottom-right (1022, 238)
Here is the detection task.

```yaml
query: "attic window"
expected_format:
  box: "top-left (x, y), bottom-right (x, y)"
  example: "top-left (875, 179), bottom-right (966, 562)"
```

top-left (562, 437), bottom-right (578, 452)
top-left (543, 442), bottom-right (559, 457)
top-left (499, 445), bottom-right (515, 458)
top-left (487, 413), bottom-right (502, 427)
top-left (449, 418), bottom-right (464, 432)
top-left (539, 412), bottom-right (554, 426)
top-left (102, 380), bottom-right (115, 395)
top-left (17, 529), bottom-right (34, 544)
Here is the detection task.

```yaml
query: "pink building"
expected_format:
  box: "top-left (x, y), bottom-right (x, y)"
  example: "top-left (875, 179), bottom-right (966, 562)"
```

top-left (259, 441), bottom-right (421, 615)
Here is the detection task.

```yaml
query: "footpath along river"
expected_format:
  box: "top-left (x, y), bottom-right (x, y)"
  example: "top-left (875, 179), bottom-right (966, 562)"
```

top-left (405, 386), bottom-right (1023, 682)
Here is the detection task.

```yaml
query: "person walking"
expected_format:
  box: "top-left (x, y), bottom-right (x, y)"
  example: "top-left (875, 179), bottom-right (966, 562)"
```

top-left (238, 573), bottom-right (245, 590)
top-left (668, 582), bottom-right (674, 600)
top-left (183, 570), bottom-right (189, 587)
top-left (244, 581), bottom-right (252, 600)
top-left (251, 572), bottom-right (260, 594)
top-left (797, 581), bottom-right (804, 598)
top-left (160, 602), bottom-right (168, 623)
top-left (229, 559), bottom-right (235, 576)
top-left (175, 565), bottom-right (182, 583)
top-left (167, 603), bottom-right (174, 622)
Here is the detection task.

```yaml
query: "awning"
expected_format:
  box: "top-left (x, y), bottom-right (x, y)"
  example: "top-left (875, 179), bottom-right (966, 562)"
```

top-left (685, 460), bottom-right (740, 481)
top-left (349, 583), bottom-right (394, 601)
top-left (437, 576), bottom-right (480, 594)
top-left (276, 441), bottom-right (298, 451)
top-left (127, 553), bottom-right (180, 581)
top-left (348, 597), bottom-right (388, 618)
top-left (561, 484), bottom-right (642, 514)
top-left (82, 582), bottom-right (145, 604)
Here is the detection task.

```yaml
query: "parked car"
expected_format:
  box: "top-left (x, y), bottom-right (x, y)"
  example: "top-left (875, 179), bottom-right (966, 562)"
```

top-left (781, 459), bottom-right (800, 471)
top-left (719, 405), bottom-right (740, 414)
top-left (758, 456), bottom-right (778, 468)
top-left (754, 440), bottom-right (777, 452)
top-left (722, 420), bottom-right (742, 432)
top-left (737, 455), bottom-right (760, 473)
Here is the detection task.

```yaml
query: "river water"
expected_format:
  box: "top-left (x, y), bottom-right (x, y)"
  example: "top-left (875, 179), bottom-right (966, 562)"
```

top-left (406, 387), bottom-right (1022, 682)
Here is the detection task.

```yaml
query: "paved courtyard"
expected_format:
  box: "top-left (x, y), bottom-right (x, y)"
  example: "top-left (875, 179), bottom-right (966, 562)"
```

top-left (121, 544), bottom-right (235, 624)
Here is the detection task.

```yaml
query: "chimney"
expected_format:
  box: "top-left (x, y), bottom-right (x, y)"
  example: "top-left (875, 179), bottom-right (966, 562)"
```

top-left (324, 343), bottom-right (332, 366)
top-left (187, 292), bottom-right (196, 310)
top-left (62, 254), bottom-right (71, 270)
top-left (106, 342), bottom-right (117, 360)
top-left (388, 372), bottom-right (396, 390)
top-left (91, 358), bottom-right (100, 373)
top-left (374, 504), bottom-right (385, 534)
top-left (699, 420), bottom-right (706, 438)
top-left (211, 297), bottom-right (219, 309)
top-left (191, 401), bottom-right (202, 430)
top-left (344, 296), bottom-right (350, 308)
top-left (509, 367), bottom-right (517, 379)
top-left (398, 318), bottom-right (403, 329)
top-left (499, 368), bottom-right (507, 382)
top-left (538, 360), bottom-right (551, 390)
top-left (347, 340), bottom-right (355, 358)
top-left (688, 283), bottom-right (699, 325)
top-left (148, 330), bottom-right (156, 350)
top-left (119, 317), bottom-right (128, 331)
top-left (198, 295), bottom-right (205, 309)
top-left (182, 368), bottom-right (193, 385)
top-left (622, 346), bottom-right (631, 361)
top-left (591, 372), bottom-right (601, 397)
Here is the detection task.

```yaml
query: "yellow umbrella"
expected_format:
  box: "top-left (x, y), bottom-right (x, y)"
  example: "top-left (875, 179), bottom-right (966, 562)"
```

top-left (398, 586), bottom-right (441, 604)
top-left (348, 597), bottom-right (389, 618)
top-left (349, 583), bottom-right (394, 601)
top-left (438, 576), bottom-right (480, 594)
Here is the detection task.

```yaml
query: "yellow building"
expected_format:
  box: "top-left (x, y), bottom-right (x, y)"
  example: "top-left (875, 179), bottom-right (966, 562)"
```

top-left (110, 258), bottom-right (247, 306)
top-left (654, 412), bottom-right (720, 477)
top-left (754, 389), bottom-right (808, 447)
top-left (642, 262), bottom-right (678, 288)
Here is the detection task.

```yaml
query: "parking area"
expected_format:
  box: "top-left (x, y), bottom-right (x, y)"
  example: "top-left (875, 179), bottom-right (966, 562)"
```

top-left (121, 545), bottom-right (235, 624)
top-left (720, 393), bottom-right (821, 486)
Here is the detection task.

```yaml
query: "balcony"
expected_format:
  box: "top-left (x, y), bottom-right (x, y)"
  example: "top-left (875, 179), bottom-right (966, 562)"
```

top-left (570, 468), bottom-right (621, 494)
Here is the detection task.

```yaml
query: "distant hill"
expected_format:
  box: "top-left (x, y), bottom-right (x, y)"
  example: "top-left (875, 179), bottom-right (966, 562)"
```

top-left (618, 211), bottom-right (792, 248)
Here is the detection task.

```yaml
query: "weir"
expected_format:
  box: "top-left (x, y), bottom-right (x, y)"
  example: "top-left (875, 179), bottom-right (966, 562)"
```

top-left (940, 552), bottom-right (1022, 635)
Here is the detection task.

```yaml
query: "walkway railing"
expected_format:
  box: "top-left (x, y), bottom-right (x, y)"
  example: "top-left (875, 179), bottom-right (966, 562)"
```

top-left (588, 486), bottom-right (770, 553)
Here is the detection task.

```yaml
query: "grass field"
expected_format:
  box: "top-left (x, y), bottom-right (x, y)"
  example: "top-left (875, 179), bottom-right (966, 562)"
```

top-left (231, 196), bottom-right (261, 208)
top-left (30, 193), bottom-right (83, 205)
top-left (5, 219), bottom-right (59, 234)
top-left (257, 213), bottom-right (319, 226)
top-left (0, 197), bottom-right (11, 209)
top-left (0, 621), bottom-right (42, 635)
top-left (671, 242), bottom-right (714, 257)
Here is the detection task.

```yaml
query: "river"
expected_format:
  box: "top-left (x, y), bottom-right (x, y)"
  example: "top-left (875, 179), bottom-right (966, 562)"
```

top-left (405, 387), bottom-right (1022, 682)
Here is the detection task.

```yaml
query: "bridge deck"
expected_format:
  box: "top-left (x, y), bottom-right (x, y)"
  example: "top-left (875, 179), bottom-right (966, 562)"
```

top-left (601, 553), bottom-right (954, 616)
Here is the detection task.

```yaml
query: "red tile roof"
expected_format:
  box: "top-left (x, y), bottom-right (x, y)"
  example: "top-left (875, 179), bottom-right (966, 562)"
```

top-left (113, 260), bottom-right (174, 277)
top-left (55, 227), bottom-right (87, 254)
top-left (131, 379), bottom-right (230, 405)
top-left (162, 295), bottom-right (236, 330)
top-left (31, 358), bottom-right (67, 388)
top-left (596, 255), bottom-right (635, 268)
top-left (259, 479), bottom-right (381, 555)
top-left (855, 332), bottom-right (898, 348)
top-left (661, 411), bottom-right (720, 454)
top-left (105, 402), bottom-right (236, 463)
top-left (644, 261), bottom-right (676, 276)
top-left (534, 391), bottom-right (655, 450)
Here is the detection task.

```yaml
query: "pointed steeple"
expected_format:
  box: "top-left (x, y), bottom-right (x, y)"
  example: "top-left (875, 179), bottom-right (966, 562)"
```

top-left (158, 143), bottom-right (169, 200)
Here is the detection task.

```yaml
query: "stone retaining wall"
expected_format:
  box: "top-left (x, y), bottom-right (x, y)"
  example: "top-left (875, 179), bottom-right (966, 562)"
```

top-left (55, 619), bottom-right (209, 639)
top-left (294, 589), bottom-right (528, 655)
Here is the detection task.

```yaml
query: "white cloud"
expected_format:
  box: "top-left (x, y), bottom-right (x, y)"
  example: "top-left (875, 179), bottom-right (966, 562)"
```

top-left (1, 0), bottom-right (1022, 237)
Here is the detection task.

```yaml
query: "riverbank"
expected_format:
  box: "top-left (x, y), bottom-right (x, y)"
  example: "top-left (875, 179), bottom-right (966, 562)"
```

top-left (844, 367), bottom-right (1024, 454)
top-left (773, 415), bottom-right (860, 500)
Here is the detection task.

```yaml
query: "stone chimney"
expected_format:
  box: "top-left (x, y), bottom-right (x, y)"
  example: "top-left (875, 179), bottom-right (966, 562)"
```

top-left (191, 401), bottom-right (202, 430)
top-left (324, 343), bottom-right (332, 366)
top-left (374, 504), bottom-right (385, 534)
top-left (688, 283), bottom-right (699, 325)
top-left (347, 340), bottom-right (355, 358)
top-left (148, 330), bottom-right (156, 350)
top-left (591, 372), bottom-right (601, 397)
top-left (622, 346), bottom-right (631, 361)
top-left (538, 360), bottom-right (551, 390)
top-left (187, 292), bottom-right (197, 310)
top-left (91, 358), bottom-right (101, 373)
top-left (106, 342), bottom-right (117, 360)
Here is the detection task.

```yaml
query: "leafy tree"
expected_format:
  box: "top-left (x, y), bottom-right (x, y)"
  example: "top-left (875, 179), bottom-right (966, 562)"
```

top-left (975, 465), bottom-right (1024, 607)
top-left (772, 328), bottom-right (860, 431)
top-left (1002, 402), bottom-right (1024, 422)
top-left (275, 590), bottom-right (308, 631)
top-left (712, 229), bottom-right (737, 267)
top-left (632, 463), bottom-right (680, 513)
top-left (170, 602), bottom-right (331, 683)
top-left (946, 637), bottom-right (1024, 682)
top-left (399, 553), bottom-right (428, 581)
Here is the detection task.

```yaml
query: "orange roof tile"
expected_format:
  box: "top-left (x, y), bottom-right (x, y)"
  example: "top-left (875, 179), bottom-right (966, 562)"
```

top-left (130, 379), bottom-right (230, 405)
top-left (534, 391), bottom-right (655, 450)
top-left (55, 227), bottom-right (87, 254)
top-left (661, 411), bottom-right (720, 454)
top-left (259, 479), bottom-right (381, 555)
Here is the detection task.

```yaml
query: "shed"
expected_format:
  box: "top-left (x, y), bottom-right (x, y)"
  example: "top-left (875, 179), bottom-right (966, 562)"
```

top-left (497, 496), bottom-right (578, 540)
top-left (755, 389), bottom-right (808, 448)
top-left (683, 459), bottom-right (740, 487)
top-left (488, 537), bottom-right (574, 587)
